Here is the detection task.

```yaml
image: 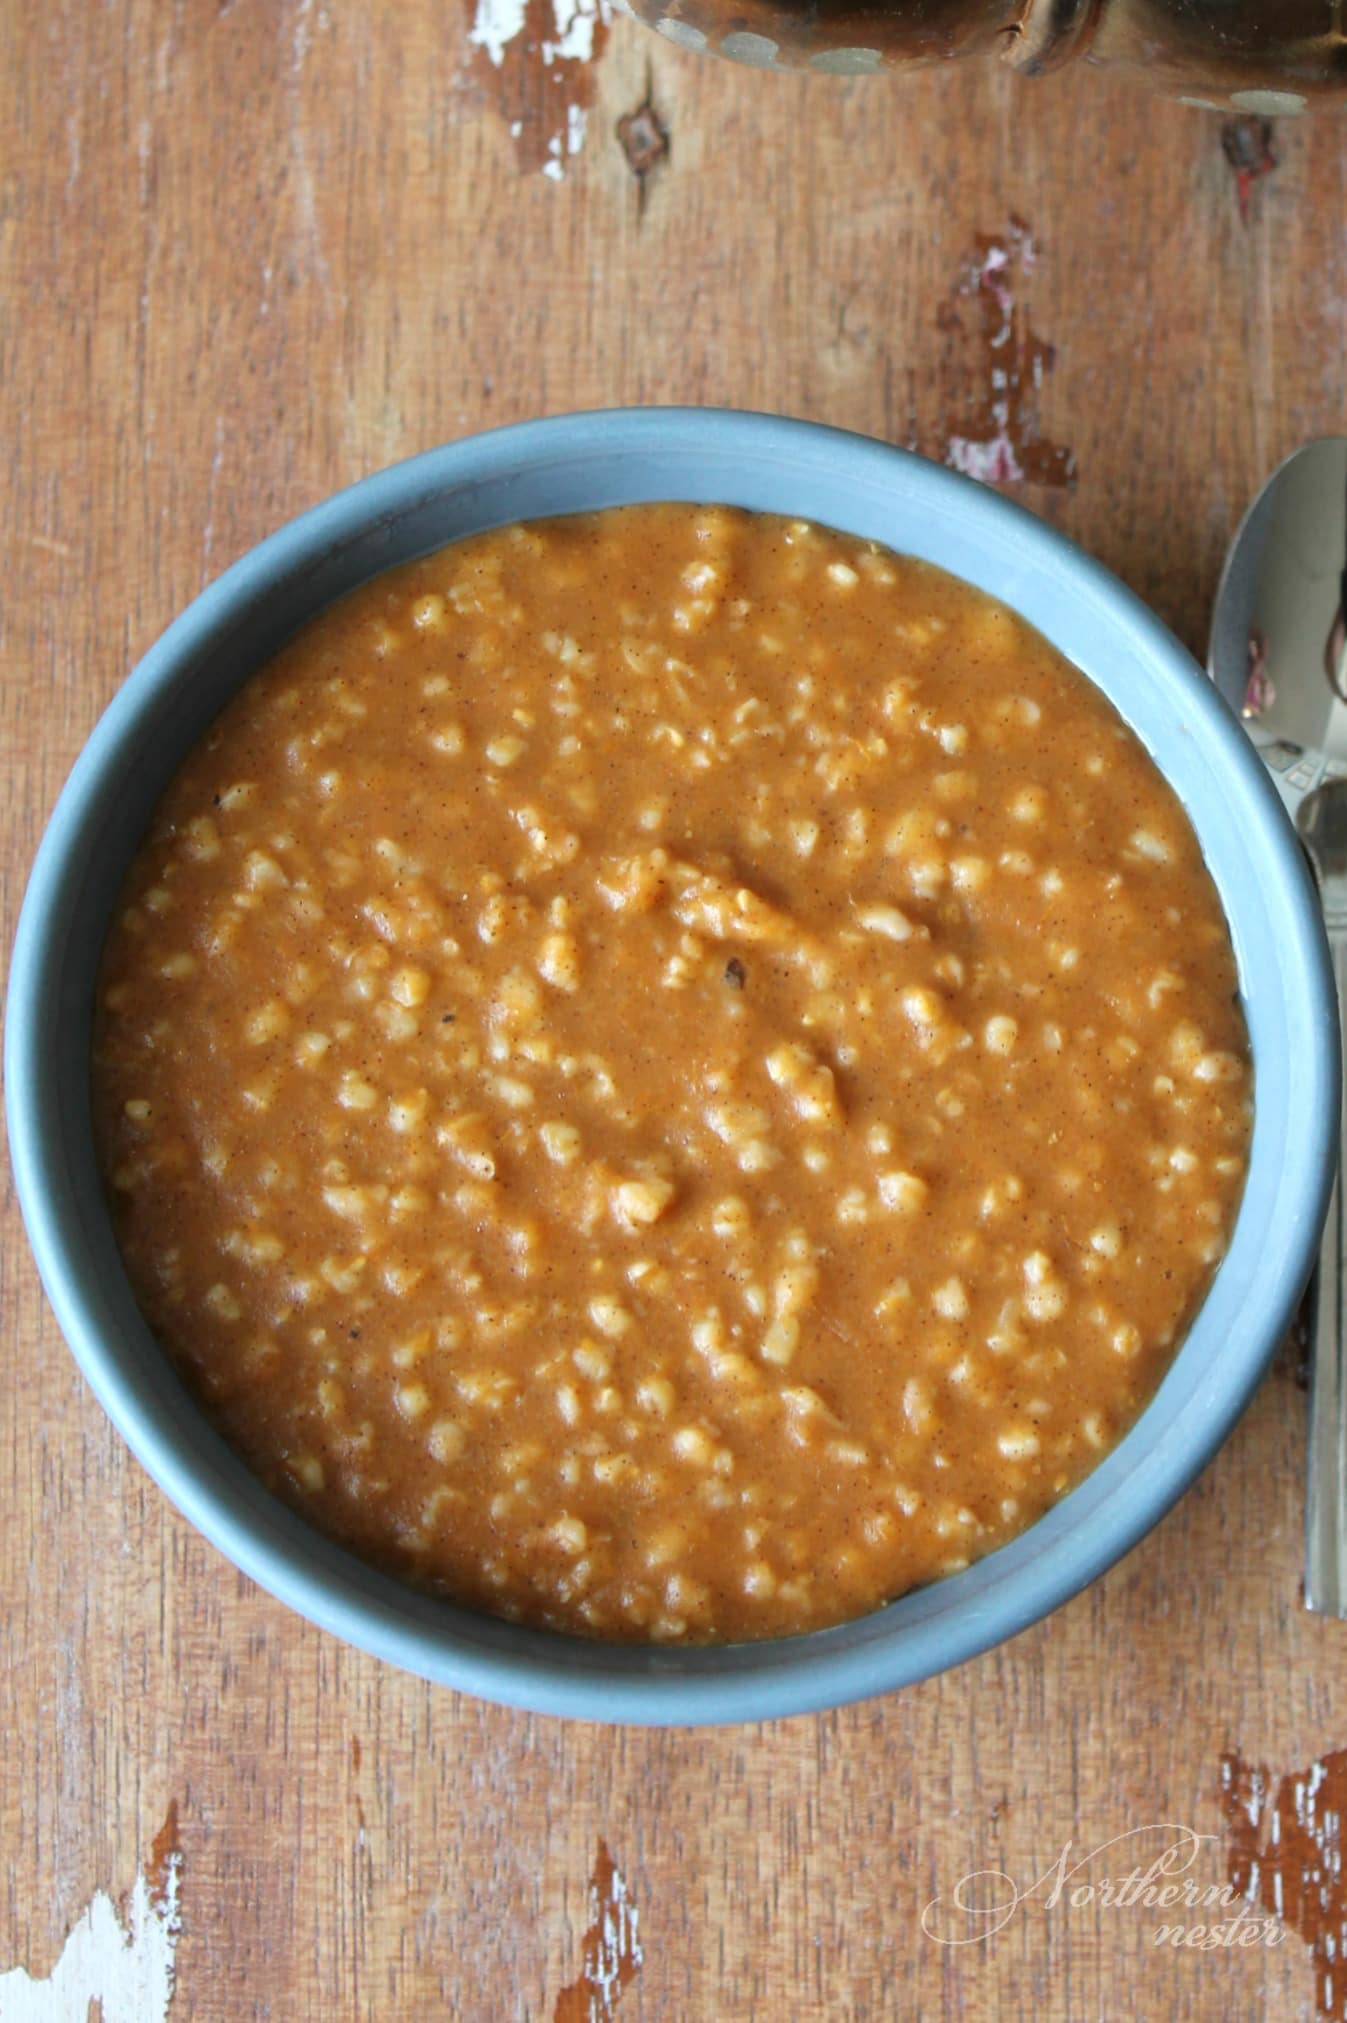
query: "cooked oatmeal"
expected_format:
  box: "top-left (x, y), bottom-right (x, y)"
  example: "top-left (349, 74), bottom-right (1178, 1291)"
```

top-left (91, 505), bottom-right (1252, 1642)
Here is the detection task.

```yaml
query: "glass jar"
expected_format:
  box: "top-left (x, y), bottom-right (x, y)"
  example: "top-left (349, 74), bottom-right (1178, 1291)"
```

top-left (617, 0), bottom-right (1345, 112)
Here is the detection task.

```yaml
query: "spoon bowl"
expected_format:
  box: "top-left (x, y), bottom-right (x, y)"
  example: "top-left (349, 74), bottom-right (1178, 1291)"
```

top-left (1210, 438), bottom-right (1347, 1615)
top-left (1210, 438), bottom-right (1347, 814)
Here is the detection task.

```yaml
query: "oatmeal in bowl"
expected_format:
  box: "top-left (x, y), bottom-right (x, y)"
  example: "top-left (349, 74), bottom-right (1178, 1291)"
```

top-left (7, 412), bottom-right (1334, 1716)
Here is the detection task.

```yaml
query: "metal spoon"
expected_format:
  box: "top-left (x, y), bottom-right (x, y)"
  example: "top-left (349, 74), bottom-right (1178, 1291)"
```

top-left (1209, 437), bottom-right (1347, 1615)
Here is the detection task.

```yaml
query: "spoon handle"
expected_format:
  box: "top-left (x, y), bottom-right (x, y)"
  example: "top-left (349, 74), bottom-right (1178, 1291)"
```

top-left (1306, 924), bottom-right (1347, 1616)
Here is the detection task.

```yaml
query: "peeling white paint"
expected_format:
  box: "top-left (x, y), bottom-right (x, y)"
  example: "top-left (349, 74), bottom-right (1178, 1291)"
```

top-left (946, 434), bottom-right (1027, 485)
top-left (469, 0), bottom-right (529, 67)
top-left (0, 1859), bottom-right (182, 2023)
top-left (468, 0), bottom-right (609, 178)
top-left (592, 1856), bottom-right (642, 2010)
top-left (941, 222), bottom-right (1071, 489)
top-left (544, 0), bottom-right (604, 65)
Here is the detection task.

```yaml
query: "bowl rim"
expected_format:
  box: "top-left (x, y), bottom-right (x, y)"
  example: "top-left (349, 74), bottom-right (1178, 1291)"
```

top-left (5, 405), bottom-right (1339, 1724)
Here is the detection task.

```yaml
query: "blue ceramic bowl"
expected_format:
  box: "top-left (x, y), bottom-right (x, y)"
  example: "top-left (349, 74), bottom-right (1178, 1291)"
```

top-left (6, 409), bottom-right (1338, 1723)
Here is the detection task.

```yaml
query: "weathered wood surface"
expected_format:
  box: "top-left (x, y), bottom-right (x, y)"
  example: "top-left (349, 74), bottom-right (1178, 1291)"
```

top-left (3, 2), bottom-right (1347, 2015)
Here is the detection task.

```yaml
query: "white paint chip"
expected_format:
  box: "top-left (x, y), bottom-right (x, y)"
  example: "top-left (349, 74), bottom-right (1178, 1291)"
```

top-left (469, 0), bottom-right (528, 66)
top-left (946, 434), bottom-right (1026, 484)
top-left (469, 0), bottom-right (609, 178)
top-left (0, 1857), bottom-right (183, 2023)
top-left (545, 0), bottom-right (604, 64)
top-left (588, 1853), bottom-right (643, 2012)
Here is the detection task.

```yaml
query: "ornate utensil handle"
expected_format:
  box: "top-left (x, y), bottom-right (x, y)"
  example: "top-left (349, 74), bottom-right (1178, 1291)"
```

top-left (1306, 922), bottom-right (1347, 1615)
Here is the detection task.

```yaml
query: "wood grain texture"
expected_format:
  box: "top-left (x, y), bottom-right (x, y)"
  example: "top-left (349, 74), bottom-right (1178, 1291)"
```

top-left (3, 3), bottom-right (1346, 2017)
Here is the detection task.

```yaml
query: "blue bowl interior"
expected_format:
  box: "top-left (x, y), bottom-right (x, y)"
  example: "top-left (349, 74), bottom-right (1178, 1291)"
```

top-left (5, 409), bottom-right (1338, 1723)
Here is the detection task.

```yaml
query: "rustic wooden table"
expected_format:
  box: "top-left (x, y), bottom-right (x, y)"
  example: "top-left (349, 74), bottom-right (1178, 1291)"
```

top-left (3, 4), bottom-right (1347, 2018)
